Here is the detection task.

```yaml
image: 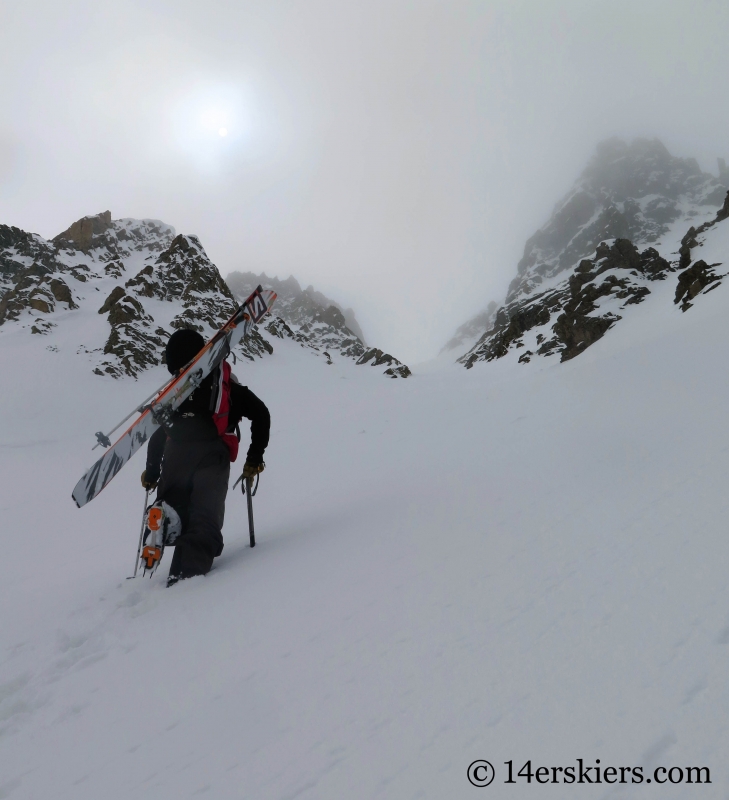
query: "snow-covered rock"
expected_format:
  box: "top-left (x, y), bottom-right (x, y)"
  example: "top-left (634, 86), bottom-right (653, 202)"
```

top-left (52, 210), bottom-right (175, 261)
top-left (96, 231), bottom-right (269, 378)
top-left (506, 138), bottom-right (725, 304)
top-left (0, 210), bottom-right (256, 378)
top-left (440, 301), bottom-right (497, 354)
top-left (228, 272), bottom-right (366, 342)
top-left (463, 240), bottom-right (672, 365)
top-left (228, 271), bottom-right (411, 378)
top-left (673, 191), bottom-right (729, 311)
top-left (452, 138), bottom-right (729, 367)
top-left (1, 213), bottom-right (409, 379)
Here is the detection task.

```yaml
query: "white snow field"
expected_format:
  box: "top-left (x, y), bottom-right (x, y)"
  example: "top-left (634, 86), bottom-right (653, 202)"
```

top-left (2, 255), bottom-right (729, 798)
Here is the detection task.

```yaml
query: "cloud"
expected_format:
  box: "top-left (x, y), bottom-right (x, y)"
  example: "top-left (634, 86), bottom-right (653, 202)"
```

top-left (0, 131), bottom-right (21, 184)
top-left (1, 0), bottom-right (729, 361)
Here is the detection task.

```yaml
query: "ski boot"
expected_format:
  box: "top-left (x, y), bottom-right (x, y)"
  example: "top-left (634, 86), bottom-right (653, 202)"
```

top-left (140, 501), bottom-right (182, 577)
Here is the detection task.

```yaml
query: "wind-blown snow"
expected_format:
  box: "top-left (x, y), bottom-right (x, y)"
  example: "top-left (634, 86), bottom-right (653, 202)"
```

top-left (1, 242), bottom-right (729, 797)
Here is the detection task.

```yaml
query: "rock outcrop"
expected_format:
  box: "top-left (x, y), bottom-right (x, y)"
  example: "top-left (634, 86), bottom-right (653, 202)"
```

top-left (0, 225), bottom-right (60, 289)
top-left (53, 211), bottom-right (175, 262)
top-left (94, 233), bottom-right (273, 377)
top-left (53, 210), bottom-right (114, 254)
top-left (461, 240), bottom-right (671, 366)
top-left (673, 190), bottom-right (729, 311)
top-left (674, 259), bottom-right (725, 311)
top-left (452, 138), bottom-right (729, 368)
top-left (356, 347), bottom-right (411, 378)
top-left (1, 212), bottom-right (406, 380)
top-left (505, 137), bottom-right (724, 306)
top-left (0, 213), bottom-right (177, 343)
top-left (227, 271), bottom-right (410, 378)
top-left (227, 272), bottom-right (366, 342)
top-left (0, 212), bottom-right (250, 377)
top-left (0, 269), bottom-right (78, 324)
top-left (441, 301), bottom-right (497, 354)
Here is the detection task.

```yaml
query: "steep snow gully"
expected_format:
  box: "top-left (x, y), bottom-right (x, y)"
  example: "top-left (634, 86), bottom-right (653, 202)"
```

top-left (2, 259), bottom-right (729, 798)
top-left (2, 136), bottom-right (729, 798)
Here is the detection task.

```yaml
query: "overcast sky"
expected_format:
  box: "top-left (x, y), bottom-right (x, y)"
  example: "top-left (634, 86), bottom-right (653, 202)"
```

top-left (1, 0), bottom-right (728, 362)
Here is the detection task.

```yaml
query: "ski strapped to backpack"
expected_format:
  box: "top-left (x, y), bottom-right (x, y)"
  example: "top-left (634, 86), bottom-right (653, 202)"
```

top-left (71, 285), bottom-right (276, 508)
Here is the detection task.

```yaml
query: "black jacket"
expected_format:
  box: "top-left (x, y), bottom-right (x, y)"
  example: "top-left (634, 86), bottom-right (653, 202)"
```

top-left (145, 371), bottom-right (270, 482)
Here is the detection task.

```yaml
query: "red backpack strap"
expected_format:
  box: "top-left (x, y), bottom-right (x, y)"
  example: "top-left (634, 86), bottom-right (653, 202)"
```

top-left (212, 361), bottom-right (239, 462)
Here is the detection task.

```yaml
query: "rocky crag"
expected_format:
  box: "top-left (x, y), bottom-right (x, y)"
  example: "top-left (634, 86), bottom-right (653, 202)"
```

top-left (0, 212), bottom-right (409, 379)
top-left (0, 211), bottom-right (252, 376)
top-left (452, 138), bottom-right (729, 367)
top-left (441, 301), bottom-right (497, 355)
top-left (228, 273), bottom-right (366, 343)
top-left (227, 271), bottom-right (410, 378)
top-left (672, 191), bottom-right (729, 312)
top-left (93, 229), bottom-right (274, 377)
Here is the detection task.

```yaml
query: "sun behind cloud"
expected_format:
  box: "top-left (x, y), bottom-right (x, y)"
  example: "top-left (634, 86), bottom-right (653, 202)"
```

top-left (163, 82), bottom-right (256, 171)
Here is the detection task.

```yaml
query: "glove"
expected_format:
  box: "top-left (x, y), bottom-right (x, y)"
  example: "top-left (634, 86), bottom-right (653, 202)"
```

top-left (141, 470), bottom-right (158, 490)
top-left (242, 461), bottom-right (265, 480)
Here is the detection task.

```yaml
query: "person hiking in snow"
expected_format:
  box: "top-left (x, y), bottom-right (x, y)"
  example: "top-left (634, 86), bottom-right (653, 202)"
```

top-left (140, 328), bottom-right (270, 586)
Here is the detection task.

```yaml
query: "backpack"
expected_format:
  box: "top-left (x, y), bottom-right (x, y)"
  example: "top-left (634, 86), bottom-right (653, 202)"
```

top-left (210, 360), bottom-right (240, 462)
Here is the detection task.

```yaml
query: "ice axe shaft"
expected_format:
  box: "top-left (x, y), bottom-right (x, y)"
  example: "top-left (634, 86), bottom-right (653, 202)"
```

top-left (128, 488), bottom-right (150, 579)
top-left (246, 477), bottom-right (255, 548)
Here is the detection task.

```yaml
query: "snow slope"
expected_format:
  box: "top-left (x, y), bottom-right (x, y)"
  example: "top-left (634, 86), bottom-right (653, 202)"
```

top-left (2, 228), bottom-right (729, 798)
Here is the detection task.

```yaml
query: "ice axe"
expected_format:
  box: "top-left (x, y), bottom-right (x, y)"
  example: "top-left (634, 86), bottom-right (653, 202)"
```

top-left (233, 472), bottom-right (260, 547)
top-left (245, 477), bottom-right (256, 548)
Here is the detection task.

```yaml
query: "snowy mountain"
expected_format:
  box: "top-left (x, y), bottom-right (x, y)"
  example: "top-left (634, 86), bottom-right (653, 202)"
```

top-left (228, 272), bottom-right (366, 343)
top-left (227, 270), bottom-right (410, 378)
top-left (4, 161), bottom-right (729, 800)
top-left (440, 300), bottom-right (497, 355)
top-left (452, 138), bottom-right (729, 366)
top-left (0, 212), bottom-right (409, 379)
top-left (3, 205), bottom-right (729, 798)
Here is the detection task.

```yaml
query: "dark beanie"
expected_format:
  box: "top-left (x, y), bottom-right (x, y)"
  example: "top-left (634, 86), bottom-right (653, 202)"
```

top-left (165, 328), bottom-right (205, 374)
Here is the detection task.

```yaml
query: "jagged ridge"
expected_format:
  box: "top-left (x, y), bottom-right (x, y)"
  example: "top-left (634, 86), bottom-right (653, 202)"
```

top-left (227, 271), bottom-right (410, 378)
top-left (0, 212), bottom-right (409, 380)
top-left (453, 138), bottom-right (729, 368)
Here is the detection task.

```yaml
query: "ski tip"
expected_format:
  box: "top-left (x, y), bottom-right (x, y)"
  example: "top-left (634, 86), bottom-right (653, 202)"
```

top-left (71, 483), bottom-right (88, 509)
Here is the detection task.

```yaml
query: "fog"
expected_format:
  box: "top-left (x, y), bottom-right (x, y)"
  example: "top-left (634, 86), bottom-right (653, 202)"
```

top-left (2, 0), bottom-right (728, 362)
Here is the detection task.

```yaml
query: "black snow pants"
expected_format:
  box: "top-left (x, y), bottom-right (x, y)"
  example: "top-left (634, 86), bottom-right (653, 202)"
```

top-left (156, 437), bottom-right (231, 582)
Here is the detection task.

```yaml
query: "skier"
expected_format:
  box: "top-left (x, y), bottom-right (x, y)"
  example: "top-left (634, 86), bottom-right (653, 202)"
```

top-left (140, 328), bottom-right (270, 586)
